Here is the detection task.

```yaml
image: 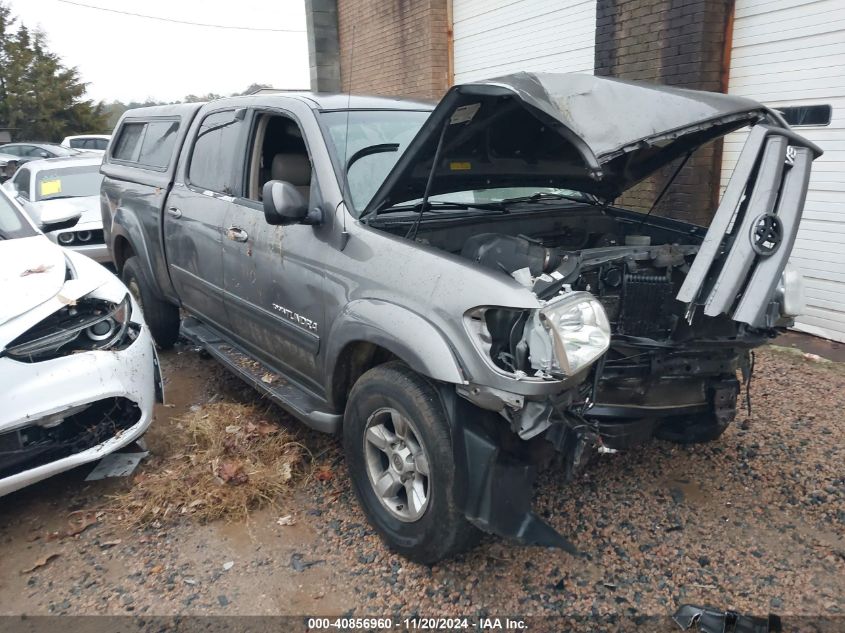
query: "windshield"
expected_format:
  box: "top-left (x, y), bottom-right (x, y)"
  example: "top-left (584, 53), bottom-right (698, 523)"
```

top-left (35, 165), bottom-right (103, 202)
top-left (0, 190), bottom-right (37, 239)
top-left (322, 109), bottom-right (430, 212)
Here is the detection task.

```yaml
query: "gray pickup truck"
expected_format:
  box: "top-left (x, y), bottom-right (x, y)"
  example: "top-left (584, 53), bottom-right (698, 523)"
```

top-left (101, 72), bottom-right (820, 563)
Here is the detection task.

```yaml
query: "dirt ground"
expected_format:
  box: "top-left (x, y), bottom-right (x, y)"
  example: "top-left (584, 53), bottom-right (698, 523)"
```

top-left (0, 340), bottom-right (842, 626)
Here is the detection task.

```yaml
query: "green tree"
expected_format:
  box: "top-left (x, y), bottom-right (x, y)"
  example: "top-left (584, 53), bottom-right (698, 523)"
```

top-left (0, 1), bottom-right (108, 141)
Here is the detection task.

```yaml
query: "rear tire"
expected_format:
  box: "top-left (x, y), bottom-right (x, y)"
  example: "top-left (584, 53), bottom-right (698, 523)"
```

top-left (655, 410), bottom-right (732, 444)
top-left (122, 256), bottom-right (180, 349)
top-left (343, 361), bottom-right (479, 564)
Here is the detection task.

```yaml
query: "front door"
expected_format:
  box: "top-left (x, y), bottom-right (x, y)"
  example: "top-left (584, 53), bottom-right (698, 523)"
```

top-left (222, 110), bottom-right (324, 390)
top-left (164, 109), bottom-right (247, 331)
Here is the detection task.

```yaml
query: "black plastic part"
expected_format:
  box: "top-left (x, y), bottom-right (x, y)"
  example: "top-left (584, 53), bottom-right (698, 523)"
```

top-left (443, 389), bottom-right (579, 554)
top-left (673, 604), bottom-right (782, 633)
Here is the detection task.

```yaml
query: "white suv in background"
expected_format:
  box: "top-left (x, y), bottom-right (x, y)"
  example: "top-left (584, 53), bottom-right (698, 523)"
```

top-left (61, 134), bottom-right (111, 154)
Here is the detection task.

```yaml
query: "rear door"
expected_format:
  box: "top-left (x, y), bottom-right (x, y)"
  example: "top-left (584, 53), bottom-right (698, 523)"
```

top-left (165, 108), bottom-right (248, 331)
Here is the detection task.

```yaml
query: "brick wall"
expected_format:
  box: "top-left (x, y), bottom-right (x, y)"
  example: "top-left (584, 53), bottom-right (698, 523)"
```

top-left (596, 0), bottom-right (732, 225)
top-left (337, 0), bottom-right (449, 100)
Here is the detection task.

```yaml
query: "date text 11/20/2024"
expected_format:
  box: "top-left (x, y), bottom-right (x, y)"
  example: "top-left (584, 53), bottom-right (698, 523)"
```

top-left (307, 617), bottom-right (528, 630)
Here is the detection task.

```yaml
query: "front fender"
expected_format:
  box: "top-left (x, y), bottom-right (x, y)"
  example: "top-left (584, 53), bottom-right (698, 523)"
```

top-left (325, 299), bottom-right (466, 385)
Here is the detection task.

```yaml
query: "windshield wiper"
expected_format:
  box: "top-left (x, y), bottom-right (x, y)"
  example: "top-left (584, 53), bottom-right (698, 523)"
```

top-left (380, 199), bottom-right (507, 214)
top-left (499, 191), bottom-right (592, 205)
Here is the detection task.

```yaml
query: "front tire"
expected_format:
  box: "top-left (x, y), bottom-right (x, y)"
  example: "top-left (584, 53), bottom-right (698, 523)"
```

top-left (343, 362), bottom-right (479, 564)
top-left (122, 256), bottom-right (180, 349)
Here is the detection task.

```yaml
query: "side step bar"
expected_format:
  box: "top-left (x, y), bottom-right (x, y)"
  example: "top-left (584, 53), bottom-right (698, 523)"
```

top-left (677, 124), bottom-right (822, 328)
top-left (181, 317), bottom-right (342, 434)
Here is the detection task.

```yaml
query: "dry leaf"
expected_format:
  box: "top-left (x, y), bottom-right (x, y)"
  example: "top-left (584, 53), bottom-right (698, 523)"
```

top-left (22, 552), bottom-right (60, 573)
top-left (218, 461), bottom-right (249, 485)
top-left (260, 373), bottom-right (275, 384)
top-left (100, 539), bottom-right (122, 548)
top-left (276, 515), bottom-right (296, 526)
top-left (315, 467), bottom-right (333, 482)
top-left (66, 510), bottom-right (98, 537)
top-left (20, 264), bottom-right (54, 277)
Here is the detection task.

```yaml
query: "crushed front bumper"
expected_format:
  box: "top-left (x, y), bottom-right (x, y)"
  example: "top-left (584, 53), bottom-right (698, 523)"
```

top-left (0, 321), bottom-right (158, 496)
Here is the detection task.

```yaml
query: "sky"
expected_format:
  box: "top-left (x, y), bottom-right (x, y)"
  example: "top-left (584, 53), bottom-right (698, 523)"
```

top-left (4, 0), bottom-right (310, 103)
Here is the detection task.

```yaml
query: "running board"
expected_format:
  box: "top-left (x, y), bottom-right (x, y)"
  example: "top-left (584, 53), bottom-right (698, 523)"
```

top-left (181, 317), bottom-right (342, 434)
top-left (677, 124), bottom-right (822, 328)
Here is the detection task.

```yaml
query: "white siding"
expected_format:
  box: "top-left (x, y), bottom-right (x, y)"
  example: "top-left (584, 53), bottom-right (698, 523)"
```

top-left (452, 0), bottom-right (596, 83)
top-left (723, 0), bottom-right (845, 342)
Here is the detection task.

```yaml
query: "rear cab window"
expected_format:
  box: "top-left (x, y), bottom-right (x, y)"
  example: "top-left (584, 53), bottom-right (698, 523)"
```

top-left (111, 119), bottom-right (180, 170)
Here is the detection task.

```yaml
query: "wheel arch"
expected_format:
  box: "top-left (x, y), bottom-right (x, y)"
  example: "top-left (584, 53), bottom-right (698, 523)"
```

top-left (325, 300), bottom-right (466, 412)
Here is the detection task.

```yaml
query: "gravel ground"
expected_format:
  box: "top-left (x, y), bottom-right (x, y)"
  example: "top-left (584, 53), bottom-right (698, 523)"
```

top-left (0, 342), bottom-right (842, 627)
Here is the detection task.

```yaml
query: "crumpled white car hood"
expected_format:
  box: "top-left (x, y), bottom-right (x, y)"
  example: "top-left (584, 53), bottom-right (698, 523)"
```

top-left (0, 236), bottom-right (68, 326)
top-left (0, 236), bottom-right (104, 342)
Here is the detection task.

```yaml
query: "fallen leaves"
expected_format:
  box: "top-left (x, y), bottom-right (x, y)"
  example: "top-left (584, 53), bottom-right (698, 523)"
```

top-left (109, 402), bottom-right (303, 526)
top-left (66, 510), bottom-right (99, 537)
top-left (21, 552), bottom-right (60, 574)
top-left (314, 466), bottom-right (334, 482)
top-left (217, 460), bottom-right (249, 485)
top-left (260, 373), bottom-right (275, 384)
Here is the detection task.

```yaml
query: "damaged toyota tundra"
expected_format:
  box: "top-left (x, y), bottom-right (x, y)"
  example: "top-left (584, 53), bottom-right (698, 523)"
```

top-left (0, 186), bottom-right (159, 497)
top-left (102, 72), bottom-right (820, 563)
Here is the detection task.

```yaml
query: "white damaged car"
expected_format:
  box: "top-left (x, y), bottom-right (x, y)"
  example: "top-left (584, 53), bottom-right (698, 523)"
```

top-left (0, 186), bottom-right (159, 496)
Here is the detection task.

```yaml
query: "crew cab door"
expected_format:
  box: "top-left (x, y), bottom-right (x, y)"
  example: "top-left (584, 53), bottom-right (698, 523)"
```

top-left (221, 109), bottom-right (324, 389)
top-left (164, 108), bottom-right (248, 331)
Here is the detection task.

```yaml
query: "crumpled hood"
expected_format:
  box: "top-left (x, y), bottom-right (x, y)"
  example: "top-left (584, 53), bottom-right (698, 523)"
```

top-left (28, 195), bottom-right (101, 227)
top-left (364, 72), bottom-right (776, 214)
top-left (0, 236), bottom-right (69, 326)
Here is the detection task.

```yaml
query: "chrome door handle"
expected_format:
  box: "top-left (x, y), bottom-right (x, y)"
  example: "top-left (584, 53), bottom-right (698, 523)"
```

top-left (167, 207), bottom-right (182, 218)
top-left (226, 226), bottom-right (249, 242)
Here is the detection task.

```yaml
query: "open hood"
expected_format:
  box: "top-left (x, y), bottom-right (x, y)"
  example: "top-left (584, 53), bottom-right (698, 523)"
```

top-left (364, 72), bottom-right (775, 215)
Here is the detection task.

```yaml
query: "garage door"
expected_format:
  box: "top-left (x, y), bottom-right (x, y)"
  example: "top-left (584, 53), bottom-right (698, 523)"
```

top-left (452, 0), bottom-right (596, 83)
top-left (722, 0), bottom-right (845, 342)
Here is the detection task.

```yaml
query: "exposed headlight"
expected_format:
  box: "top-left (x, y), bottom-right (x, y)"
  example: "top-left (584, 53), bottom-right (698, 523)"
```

top-left (526, 292), bottom-right (611, 376)
top-left (464, 292), bottom-right (610, 379)
top-left (777, 264), bottom-right (805, 317)
top-left (3, 294), bottom-right (134, 362)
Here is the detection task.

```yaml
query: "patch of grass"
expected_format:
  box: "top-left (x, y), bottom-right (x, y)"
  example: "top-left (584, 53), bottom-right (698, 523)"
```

top-left (110, 403), bottom-right (306, 526)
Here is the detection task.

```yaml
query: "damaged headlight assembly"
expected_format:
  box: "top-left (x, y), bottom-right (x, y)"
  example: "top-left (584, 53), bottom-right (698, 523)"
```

top-left (3, 294), bottom-right (135, 362)
top-left (465, 291), bottom-right (611, 379)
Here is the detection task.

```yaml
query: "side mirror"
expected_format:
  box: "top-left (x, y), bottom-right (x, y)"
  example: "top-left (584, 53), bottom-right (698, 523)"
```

top-left (2, 181), bottom-right (15, 193)
top-left (262, 180), bottom-right (313, 226)
top-left (40, 207), bottom-right (81, 234)
top-left (38, 151), bottom-right (50, 158)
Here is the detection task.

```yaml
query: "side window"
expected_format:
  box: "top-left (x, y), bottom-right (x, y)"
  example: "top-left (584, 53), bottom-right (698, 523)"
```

top-left (69, 138), bottom-right (85, 149)
top-left (189, 110), bottom-right (245, 194)
top-left (94, 138), bottom-right (110, 150)
top-left (23, 146), bottom-right (43, 157)
top-left (112, 122), bottom-right (146, 162)
top-left (3, 146), bottom-right (20, 156)
top-left (246, 113), bottom-right (313, 202)
top-left (138, 121), bottom-right (179, 169)
top-left (13, 168), bottom-right (31, 199)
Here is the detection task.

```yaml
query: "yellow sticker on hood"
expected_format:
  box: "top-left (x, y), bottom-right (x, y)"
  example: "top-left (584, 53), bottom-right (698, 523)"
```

top-left (449, 161), bottom-right (471, 171)
top-left (40, 179), bottom-right (62, 196)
